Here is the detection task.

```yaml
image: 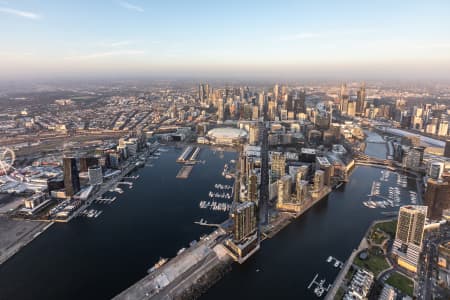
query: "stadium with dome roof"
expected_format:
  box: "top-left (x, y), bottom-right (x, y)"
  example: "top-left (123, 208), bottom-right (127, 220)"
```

top-left (206, 127), bottom-right (248, 145)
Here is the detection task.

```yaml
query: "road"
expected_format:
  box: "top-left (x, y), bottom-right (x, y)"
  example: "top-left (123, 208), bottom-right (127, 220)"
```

top-left (416, 224), bottom-right (450, 300)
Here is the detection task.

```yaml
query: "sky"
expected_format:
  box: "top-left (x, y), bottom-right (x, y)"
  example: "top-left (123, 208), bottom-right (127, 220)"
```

top-left (1, 0), bottom-right (450, 80)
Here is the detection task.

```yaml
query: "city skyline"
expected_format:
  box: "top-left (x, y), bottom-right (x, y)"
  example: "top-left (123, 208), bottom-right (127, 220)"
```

top-left (1, 0), bottom-right (450, 80)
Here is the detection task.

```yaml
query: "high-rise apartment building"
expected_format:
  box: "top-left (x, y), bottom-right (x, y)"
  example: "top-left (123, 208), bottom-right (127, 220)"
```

top-left (313, 170), bottom-right (325, 192)
top-left (277, 175), bottom-right (292, 206)
top-left (392, 205), bottom-right (427, 273)
top-left (247, 173), bottom-right (258, 202)
top-left (271, 152), bottom-right (286, 181)
top-left (232, 201), bottom-right (257, 243)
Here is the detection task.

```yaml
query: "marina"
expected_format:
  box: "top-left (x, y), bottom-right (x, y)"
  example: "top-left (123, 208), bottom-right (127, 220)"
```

top-left (307, 274), bottom-right (332, 298)
top-left (199, 201), bottom-right (231, 212)
top-left (362, 169), bottom-right (418, 209)
top-left (79, 209), bottom-right (103, 219)
top-left (94, 197), bottom-right (117, 204)
top-left (326, 256), bottom-right (343, 269)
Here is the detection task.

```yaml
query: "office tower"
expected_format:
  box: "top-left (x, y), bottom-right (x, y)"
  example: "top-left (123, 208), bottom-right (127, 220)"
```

top-left (79, 156), bottom-right (99, 172)
top-left (47, 177), bottom-right (64, 195)
top-left (249, 124), bottom-right (259, 145)
top-left (428, 162), bottom-right (445, 180)
top-left (232, 201), bottom-right (257, 243)
top-left (356, 82), bottom-right (366, 115)
top-left (313, 170), bottom-right (325, 192)
top-left (217, 98), bottom-right (224, 122)
top-left (63, 157), bottom-right (80, 197)
top-left (88, 166), bottom-right (103, 185)
top-left (392, 205), bottom-right (427, 273)
top-left (347, 101), bottom-right (356, 117)
top-left (445, 140), bottom-right (450, 158)
top-left (438, 120), bottom-right (449, 137)
top-left (273, 84), bottom-right (279, 101)
top-left (286, 90), bottom-right (306, 116)
top-left (252, 105), bottom-right (259, 121)
top-left (277, 175), bottom-right (292, 206)
top-left (271, 152), bottom-right (286, 181)
top-left (424, 177), bottom-right (450, 220)
top-left (268, 100), bottom-right (277, 121)
top-left (257, 92), bottom-right (265, 112)
top-left (339, 84), bottom-right (349, 114)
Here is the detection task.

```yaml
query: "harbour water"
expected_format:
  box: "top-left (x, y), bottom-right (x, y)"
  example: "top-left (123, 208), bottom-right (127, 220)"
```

top-left (0, 133), bottom-right (419, 299)
top-left (0, 146), bottom-right (235, 300)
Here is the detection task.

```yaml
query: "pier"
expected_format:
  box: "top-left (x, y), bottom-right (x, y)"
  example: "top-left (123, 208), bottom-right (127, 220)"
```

top-left (177, 146), bottom-right (193, 163)
top-left (113, 229), bottom-right (231, 300)
top-left (189, 147), bottom-right (201, 162)
top-left (176, 166), bottom-right (193, 179)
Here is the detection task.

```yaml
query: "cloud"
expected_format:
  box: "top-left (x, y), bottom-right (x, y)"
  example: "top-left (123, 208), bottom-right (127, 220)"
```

top-left (118, 1), bottom-right (144, 12)
top-left (111, 40), bottom-right (131, 47)
top-left (0, 6), bottom-right (41, 19)
top-left (65, 50), bottom-right (146, 60)
top-left (280, 32), bottom-right (321, 41)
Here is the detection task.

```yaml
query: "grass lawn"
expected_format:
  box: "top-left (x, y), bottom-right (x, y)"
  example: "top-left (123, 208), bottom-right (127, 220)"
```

top-left (353, 247), bottom-right (390, 276)
top-left (386, 272), bottom-right (414, 297)
top-left (373, 220), bottom-right (397, 237)
top-left (334, 287), bottom-right (345, 300)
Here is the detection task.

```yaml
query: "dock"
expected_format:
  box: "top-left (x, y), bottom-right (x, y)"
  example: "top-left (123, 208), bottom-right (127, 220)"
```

top-left (189, 147), bottom-right (201, 162)
top-left (176, 166), bottom-right (194, 179)
top-left (94, 197), bottom-right (117, 204)
top-left (177, 146), bottom-right (193, 163)
top-left (113, 229), bottom-right (231, 300)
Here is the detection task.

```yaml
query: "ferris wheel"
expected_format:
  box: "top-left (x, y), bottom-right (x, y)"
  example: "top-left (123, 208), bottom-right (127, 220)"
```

top-left (0, 147), bottom-right (16, 175)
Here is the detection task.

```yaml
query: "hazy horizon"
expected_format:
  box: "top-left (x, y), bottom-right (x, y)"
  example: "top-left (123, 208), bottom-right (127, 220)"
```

top-left (1, 0), bottom-right (450, 81)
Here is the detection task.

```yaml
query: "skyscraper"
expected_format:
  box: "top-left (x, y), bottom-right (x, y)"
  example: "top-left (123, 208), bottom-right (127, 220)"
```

top-left (356, 82), bottom-right (366, 115)
top-left (438, 119), bottom-right (449, 137)
top-left (445, 140), bottom-right (450, 158)
top-left (424, 177), bottom-right (450, 220)
top-left (199, 83), bottom-right (210, 105)
top-left (313, 170), bottom-right (325, 192)
top-left (63, 157), bottom-right (80, 197)
top-left (277, 175), bottom-right (292, 206)
top-left (232, 201), bottom-right (257, 243)
top-left (79, 156), bottom-right (99, 172)
top-left (247, 173), bottom-right (258, 202)
top-left (271, 152), bottom-right (286, 181)
top-left (217, 98), bottom-right (224, 122)
top-left (296, 179), bottom-right (309, 204)
top-left (392, 205), bottom-right (427, 273)
top-left (249, 123), bottom-right (259, 145)
top-left (286, 90), bottom-right (306, 117)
